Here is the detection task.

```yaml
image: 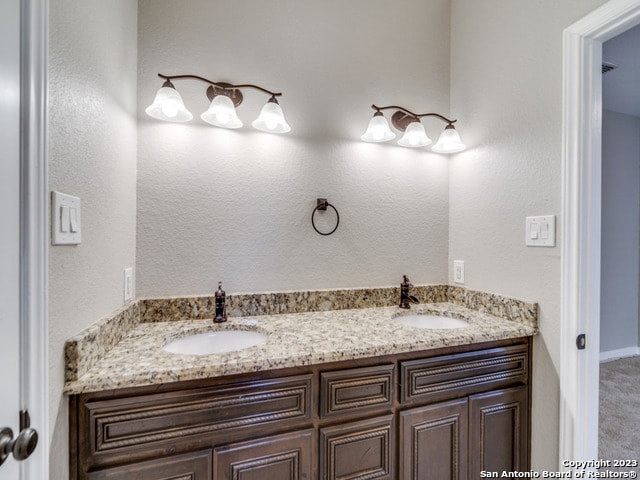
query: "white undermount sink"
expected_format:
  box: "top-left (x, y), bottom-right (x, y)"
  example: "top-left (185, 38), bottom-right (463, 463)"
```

top-left (394, 314), bottom-right (469, 329)
top-left (163, 330), bottom-right (267, 355)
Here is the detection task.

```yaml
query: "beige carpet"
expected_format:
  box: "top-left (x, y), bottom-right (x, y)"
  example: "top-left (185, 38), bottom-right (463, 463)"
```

top-left (599, 355), bottom-right (640, 468)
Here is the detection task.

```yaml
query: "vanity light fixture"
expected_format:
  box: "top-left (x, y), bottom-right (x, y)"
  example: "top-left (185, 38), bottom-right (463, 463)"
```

top-left (145, 73), bottom-right (291, 134)
top-left (361, 104), bottom-right (465, 153)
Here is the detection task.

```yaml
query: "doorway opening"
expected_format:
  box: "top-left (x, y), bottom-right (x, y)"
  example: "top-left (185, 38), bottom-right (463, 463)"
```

top-left (560, 0), bottom-right (640, 464)
top-left (599, 21), bottom-right (640, 461)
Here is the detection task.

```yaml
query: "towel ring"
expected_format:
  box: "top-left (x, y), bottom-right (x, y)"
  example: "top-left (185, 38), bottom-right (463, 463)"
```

top-left (311, 198), bottom-right (340, 236)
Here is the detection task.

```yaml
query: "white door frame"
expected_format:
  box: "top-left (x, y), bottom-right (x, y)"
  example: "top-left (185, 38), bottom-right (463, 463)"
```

top-left (19, 0), bottom-right (49, 478)
top-left (560, 0), bottom-right (640, 464)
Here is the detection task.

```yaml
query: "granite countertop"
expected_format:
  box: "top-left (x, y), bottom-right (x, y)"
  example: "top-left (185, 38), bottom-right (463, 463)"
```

top-left (64, 302), bottom-right (537, 395)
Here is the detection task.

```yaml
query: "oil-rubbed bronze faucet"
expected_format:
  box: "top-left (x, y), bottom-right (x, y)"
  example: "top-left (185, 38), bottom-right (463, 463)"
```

top-left (399, 275), bottom-right (420, 309)
top-left (214, 281), bottom-right (227, 323)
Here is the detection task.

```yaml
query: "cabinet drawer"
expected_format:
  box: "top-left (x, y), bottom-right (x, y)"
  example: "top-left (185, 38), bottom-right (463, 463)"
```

top-left (400, 344), bottom-right (528, 404)
top-left (320, 364), bottom-right (394, 418)
top-left (83, 375), bottom-right (312, 458)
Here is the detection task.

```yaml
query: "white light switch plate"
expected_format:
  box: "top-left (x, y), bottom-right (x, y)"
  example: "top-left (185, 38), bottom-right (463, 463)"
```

top-left (526, 215), bottom-right (555, 247)
top-left (52, 191), bottom-right (81, 245)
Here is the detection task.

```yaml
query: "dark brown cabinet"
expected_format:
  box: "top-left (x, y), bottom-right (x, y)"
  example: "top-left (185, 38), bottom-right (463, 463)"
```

top-left (469, 386), bottom-right (529, 477)
top-left (399, 385), bottom-right (529, 480)
top-left (399, 398), bottom-right (469, 480)
top-left (320, 415), bottom-right (394, 480)
top-left (86, 449), bottom-right (212, 480)
top-left (70, 338), bottom-right (531, 480)
top-left (320, 364), bottom-right (394, 419)
top-left (214, 430), bottom-right (314, 480)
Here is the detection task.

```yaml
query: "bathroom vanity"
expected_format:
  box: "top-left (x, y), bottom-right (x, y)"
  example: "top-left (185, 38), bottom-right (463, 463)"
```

top-left (70, 338), bottom-right (529, 480)
top-left (65, 287), bottom-right (537, 479)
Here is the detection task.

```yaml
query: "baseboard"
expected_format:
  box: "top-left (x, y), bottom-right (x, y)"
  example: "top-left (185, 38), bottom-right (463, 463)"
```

top-left (600, 346), bottom-right (640, 363)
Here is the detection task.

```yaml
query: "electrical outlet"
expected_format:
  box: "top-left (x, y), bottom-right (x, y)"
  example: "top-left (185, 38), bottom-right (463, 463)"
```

top-left (453, 260), bottom-right (465, 284)
top-left (124, 267), bottom-right (133, 301)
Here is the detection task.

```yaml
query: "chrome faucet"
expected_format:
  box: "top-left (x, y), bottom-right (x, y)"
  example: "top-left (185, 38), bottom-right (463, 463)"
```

top-left (214, 281), bottom-right (227, 323)
top-left (399, 275), bottom-right (420, 309)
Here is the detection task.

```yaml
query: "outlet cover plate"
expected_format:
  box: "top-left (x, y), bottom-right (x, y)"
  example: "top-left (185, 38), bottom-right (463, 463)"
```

top-left (124, 267), bottom-right (133, 301)
top-left (453, 260), bottom-right (465, 284)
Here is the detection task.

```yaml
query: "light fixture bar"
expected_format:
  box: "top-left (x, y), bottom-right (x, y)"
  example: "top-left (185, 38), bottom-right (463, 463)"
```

top-left (157, 73), bottom-right (283, 98)
top-left (362, 104), bottom-right (465, 153)
top-left (370, 104), bottom-right (456, 131)
top-left (147, 73), bottom-right (290, 134)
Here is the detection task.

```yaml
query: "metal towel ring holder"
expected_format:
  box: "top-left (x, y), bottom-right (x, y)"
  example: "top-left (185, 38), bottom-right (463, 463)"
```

top-left (311, 198), bottom-right (340, 236)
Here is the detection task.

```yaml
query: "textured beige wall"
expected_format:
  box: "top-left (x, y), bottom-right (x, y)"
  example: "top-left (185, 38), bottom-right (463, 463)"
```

top-left (48, 1), bottom-right (137, 478)
top-left (136, 0), bottom-right (452, 297)
top-left (449, 0), bottom-right (608, 469)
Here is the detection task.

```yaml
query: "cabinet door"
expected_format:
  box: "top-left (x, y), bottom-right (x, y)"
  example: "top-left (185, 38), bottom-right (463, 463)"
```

top-left (319, 415), bottom-right (394, 480)
top-left (87, 449), bottom-right (212, 480)
top-left (214, 429), bottom-right (314, 480)
top-left (399, 398), bottom-right (468, 480)
top-left (469, 385), bottom-right (528, 477)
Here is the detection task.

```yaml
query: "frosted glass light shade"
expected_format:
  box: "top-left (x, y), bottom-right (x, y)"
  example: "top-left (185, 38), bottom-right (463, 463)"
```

top-left (145, 86), bottom-right (193, 122)
top-left (361, 114), bottom-right (395, 142)
top-left (252, 99), bottom-right (291, 133)
top-left (201, 94), bottom-right (243, 128)
top-left (432, 125), bottom-right (466, 153)
top-left (397, 121), bottom-right (432, 148)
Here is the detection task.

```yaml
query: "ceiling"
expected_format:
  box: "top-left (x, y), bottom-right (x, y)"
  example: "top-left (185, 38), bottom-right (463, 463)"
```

top-left (603, 23), bottom-right (640, 117)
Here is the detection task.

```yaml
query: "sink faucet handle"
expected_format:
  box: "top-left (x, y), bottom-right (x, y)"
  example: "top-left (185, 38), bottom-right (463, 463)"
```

top-left (402, 275), bottom-right (412, 286)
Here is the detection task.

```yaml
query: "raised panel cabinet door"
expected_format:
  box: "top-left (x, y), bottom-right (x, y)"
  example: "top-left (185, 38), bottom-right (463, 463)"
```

top-left (87, 449), bottom-right (212, 480)
top-left (399, 398), bottom-right (469, 480)
top-left (319, 415), bottom-right (394, 480)
top-left (214, 429), bottom-right (314, 480)
top-left (469, 385), bottom-right (529, 477)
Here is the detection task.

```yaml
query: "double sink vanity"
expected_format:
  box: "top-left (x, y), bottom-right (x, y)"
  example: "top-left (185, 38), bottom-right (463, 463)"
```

top-left (162, 313), bottom-right (471, 356)
top-left (64, 284), bottom-right (537, 480)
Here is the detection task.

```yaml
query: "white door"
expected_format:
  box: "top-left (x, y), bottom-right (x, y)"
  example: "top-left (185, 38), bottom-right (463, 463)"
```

top-left (0, 0), bottom-right (23, 476)
top-left (0, 0), bottom-right (46, 476)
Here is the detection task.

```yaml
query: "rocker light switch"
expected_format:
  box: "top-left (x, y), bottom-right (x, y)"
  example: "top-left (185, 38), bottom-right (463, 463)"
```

top-left (69, 207), bottom-right (79, 233)
top-left (60, 206), bottom-right (70, 233)
top-left (52, 191), bottom-right (81, 245)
